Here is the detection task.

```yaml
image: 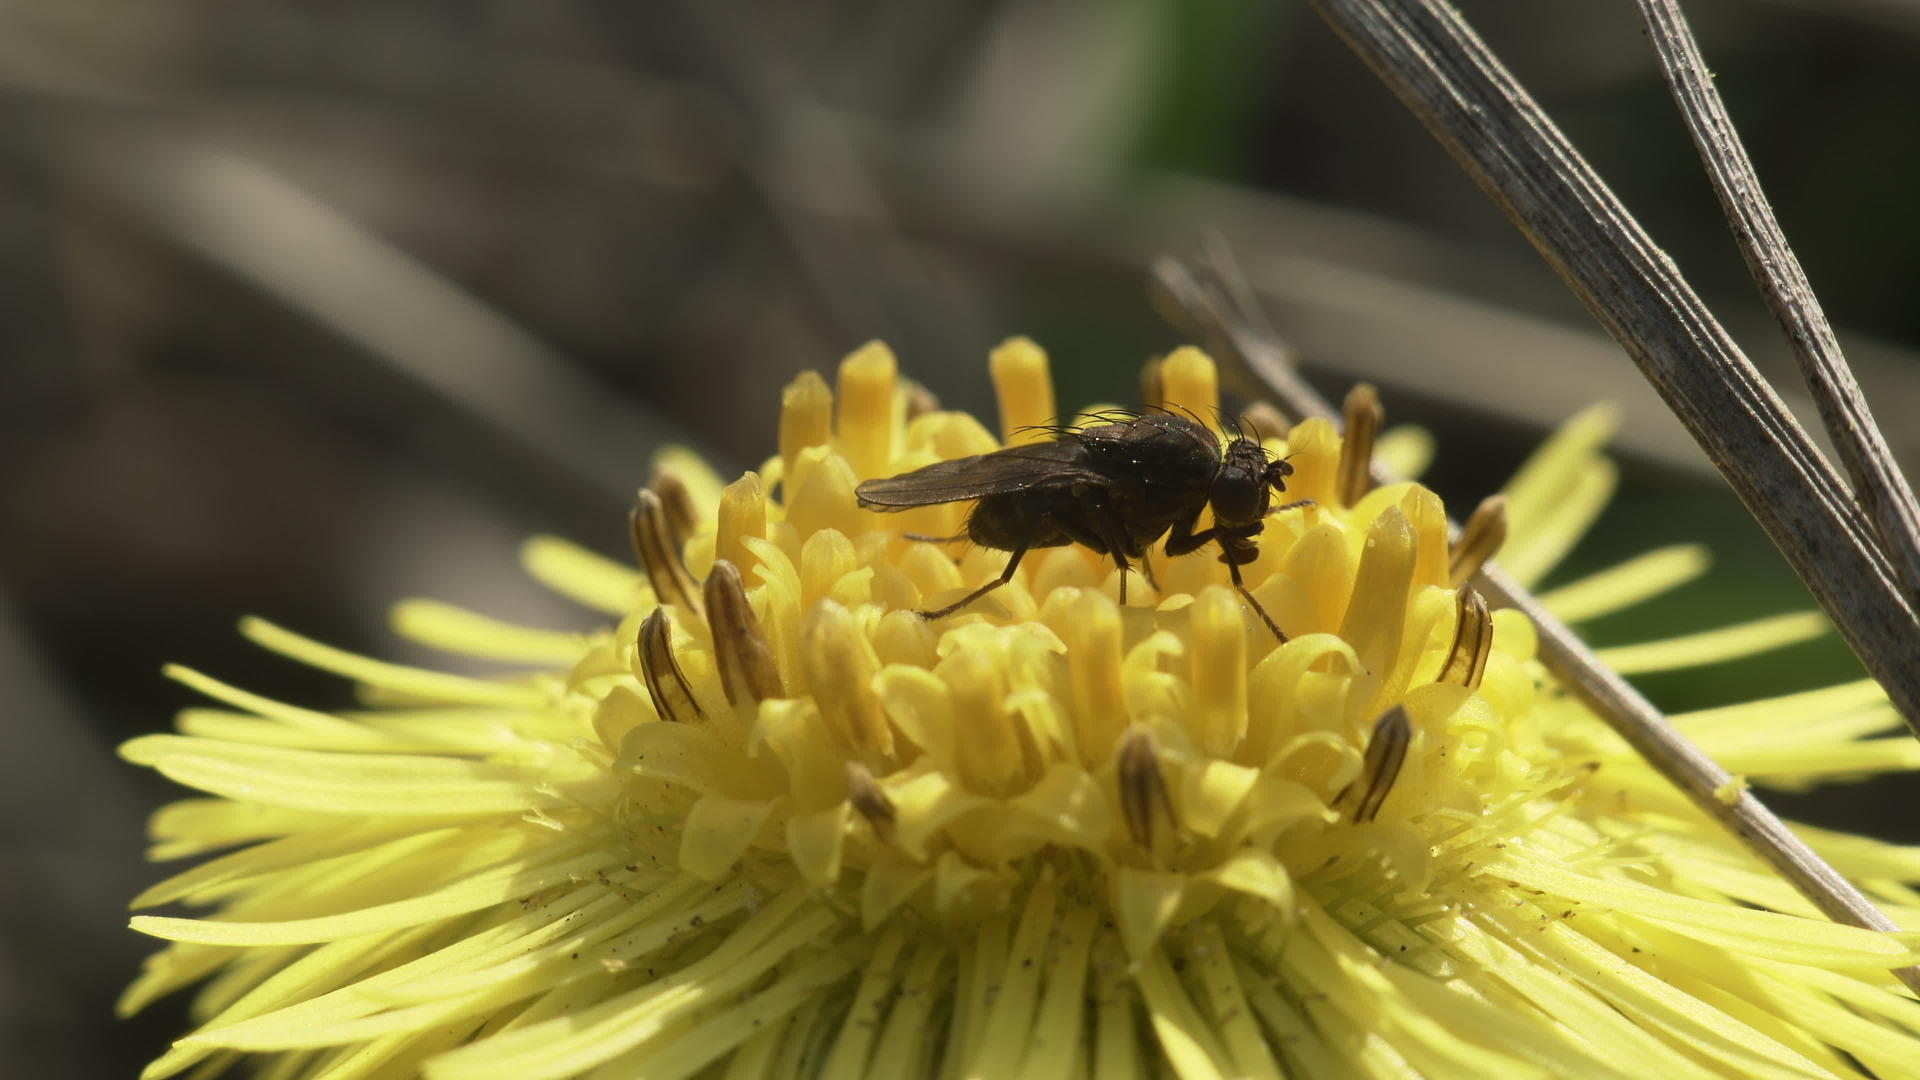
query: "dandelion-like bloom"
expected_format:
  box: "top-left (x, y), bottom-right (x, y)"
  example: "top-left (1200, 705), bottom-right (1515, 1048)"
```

top-left (124, 340), bottom-right (1920, 1079)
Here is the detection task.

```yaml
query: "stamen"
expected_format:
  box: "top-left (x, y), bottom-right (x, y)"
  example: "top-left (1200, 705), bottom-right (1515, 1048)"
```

top-left (845, 761), bottom-right (897, 843)
top-left (648, 465), bottom-right (698, 549)
top-left (1051, 588), bottom-right (1126, 763)
top-left (1238, 400), bottom-right (1290, 443)
top-left (945, 645), bottom-right (1030, 794)
top-left (780, 370), bottom-right (834, 479)
top-left (838, 342), bottom-right (899, 479)
top-left (1190, 586), bottom-right (1249, 757)
top-left (1118, 726), bottom-right (1177, 852)
top-left (630, 490), bottom-right (702, 613)
top-left (1450, 494), bottom-right (1509, 586)
top-left (716, 473), bottom-right (768, 578)
top-left (1338, 506), bottom-right (1416, 701)
top-left (704, 560), bottom-right (783, 705)
top-left (990, 337), bottom-right (1057, 447)
top-left (1337, 383), bottom-right (1383, 508)
top-left (1160, 346), bottom-right (1220, 423)
top-left (638, 608), bottom-right (702, 724)
top-left (801, 601), bottom-right (893, 757)
top-left (1335, 706), bottom-right (1411, 823)
top-left (1140, 355), bottom-right (1166, 411)
top-left (787, 448), bottom-right (867, 542)
top-left (1439, 587), bottom-right (1494, 690)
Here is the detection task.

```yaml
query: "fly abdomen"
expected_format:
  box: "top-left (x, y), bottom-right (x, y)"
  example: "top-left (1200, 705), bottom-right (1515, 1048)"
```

top-left (966, 490), bottom-right (1073, 551)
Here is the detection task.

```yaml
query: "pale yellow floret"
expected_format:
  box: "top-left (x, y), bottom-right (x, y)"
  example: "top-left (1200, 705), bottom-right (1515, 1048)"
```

top-left (1537, 543), bottom-right (1712, 623)
top-left (1595, 610), bottom-right (1830, 673)
top-left (121, 342), bottom-right (1920, 1080)
top-left (1501, 456), bottom-right (1617, 587)
top-left (119, 735), bottom-right (558, 817)
top-left (1671, 679), bottom-right (1892, 744)
top-left (1501, 402), bottom-right (1618, 538)
top-left (390, 601), bottom-right (588, 665)
top-left (163, 664), bottom-right (373, 738)
top-left (198, 873), bottom-right (719, 1044)
top-left (1373, 425), bottom-right (1435, 482)
top-left (1499, 403), bottom-right (1619, 587)
top-left (1710, 739), bottom-right (1920, 785)
top-left (135, 845), bottom-right (616, 948)
top-left (519, 535), bottom-right (649, 616)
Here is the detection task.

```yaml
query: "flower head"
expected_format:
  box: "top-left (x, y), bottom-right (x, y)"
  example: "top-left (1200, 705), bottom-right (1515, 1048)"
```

top-left (124, 339), bottom-right (1920, 1079)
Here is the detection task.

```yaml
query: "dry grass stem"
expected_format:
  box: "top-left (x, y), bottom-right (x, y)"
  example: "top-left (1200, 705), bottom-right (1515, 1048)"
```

top-left (1301, 0), bottom-right (1920, 741)
top-left (1634, 0), bottom-right (1920, 614)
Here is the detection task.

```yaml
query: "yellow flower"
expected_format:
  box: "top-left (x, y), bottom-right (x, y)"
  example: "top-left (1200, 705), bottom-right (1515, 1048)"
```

top-left (122, 340), bottom-right (1920, 1080)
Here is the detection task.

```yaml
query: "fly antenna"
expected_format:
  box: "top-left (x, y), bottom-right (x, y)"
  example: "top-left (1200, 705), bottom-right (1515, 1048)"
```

top-left (1224, 407), bottom-right (1252, 444)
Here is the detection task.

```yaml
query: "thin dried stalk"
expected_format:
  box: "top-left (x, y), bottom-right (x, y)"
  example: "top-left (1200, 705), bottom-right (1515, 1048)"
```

top-left (1150, 253), bottom-right (1920, 996)
top-left (1300, 0), bottom-right (1920, 740)
top-left (1633, 0), bottom-right (1920, 613)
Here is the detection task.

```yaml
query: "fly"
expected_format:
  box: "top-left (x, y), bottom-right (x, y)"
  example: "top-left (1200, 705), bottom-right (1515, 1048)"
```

top-left (853, 412), bottom-right (1309, 639)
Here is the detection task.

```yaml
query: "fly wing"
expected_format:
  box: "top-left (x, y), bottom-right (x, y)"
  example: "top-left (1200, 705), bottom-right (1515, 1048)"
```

top-left (855, 441), bottom-right (1105, 509)
top-left (1072, 413), bottom-right (1219, 482)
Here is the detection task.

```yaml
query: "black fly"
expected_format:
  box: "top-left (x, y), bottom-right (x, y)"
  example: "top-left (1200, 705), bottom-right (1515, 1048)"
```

top-left (853, 412), bottom-right (1309, 639)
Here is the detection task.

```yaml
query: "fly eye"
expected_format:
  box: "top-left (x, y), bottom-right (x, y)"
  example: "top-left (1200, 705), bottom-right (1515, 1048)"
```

top-left (1211, 466), bottom-right (1263, 526)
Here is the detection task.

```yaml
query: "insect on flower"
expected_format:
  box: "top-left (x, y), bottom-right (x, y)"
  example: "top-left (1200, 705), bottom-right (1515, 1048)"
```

top-left (854, 410), bottom-right (1309, 638)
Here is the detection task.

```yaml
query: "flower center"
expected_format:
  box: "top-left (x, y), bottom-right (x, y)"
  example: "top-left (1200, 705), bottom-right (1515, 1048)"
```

top-left (598, 339), bottom-right (1544, 947)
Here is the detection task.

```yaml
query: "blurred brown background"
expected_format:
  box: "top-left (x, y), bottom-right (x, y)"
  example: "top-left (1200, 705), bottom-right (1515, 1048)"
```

top-left (3, 1), bottom-right (1918, 1074)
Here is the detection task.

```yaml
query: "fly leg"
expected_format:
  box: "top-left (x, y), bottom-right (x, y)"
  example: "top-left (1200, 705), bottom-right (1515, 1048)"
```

top-left (1161, 505), bottom-right (1217, 556)
top-left (1102, 533), bottom-right (1137, 606)
top-left (1225, 547), bottom-right (1286, 642)
top-left (1165, 508), bottom-right (1287, 642)
top-left (918, 535), bottom-right (1032, 621)
top-left (1083, 493), bottom-right (1147, 606)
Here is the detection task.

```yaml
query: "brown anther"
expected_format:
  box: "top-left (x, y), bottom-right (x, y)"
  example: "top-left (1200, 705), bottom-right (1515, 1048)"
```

top-left (1118, 726), bottom-right (1177, 852)
top-left (1449, 494), bottom-right (1508, 586)
top-left (648, 466), bottom-right (699, 552)
top-left (1439, 587), bottom-right (1494, 691)
top-left (630, 489), bottom-right (702, 613)
top-left (845, 761), bottom-right (897, 843)
top-left (1333, 706), bottom-right (1411, 824)
top-left (703, 560), bottom-right (782, 705)
top-left (904, 380), bottom-right (942, 421)
top-left (1336, 384), bottom-right (1384, 508)
top-left (1140, 355), bottom-right (1166, 411)
top-left (1238, 400), bottom-right (1291, 443)
top-left (637, 608), bottom-right (703, 724)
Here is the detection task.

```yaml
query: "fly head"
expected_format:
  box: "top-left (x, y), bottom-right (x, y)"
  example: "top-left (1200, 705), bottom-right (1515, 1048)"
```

top-left (1209, 437), bottom-right (1275, 529)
